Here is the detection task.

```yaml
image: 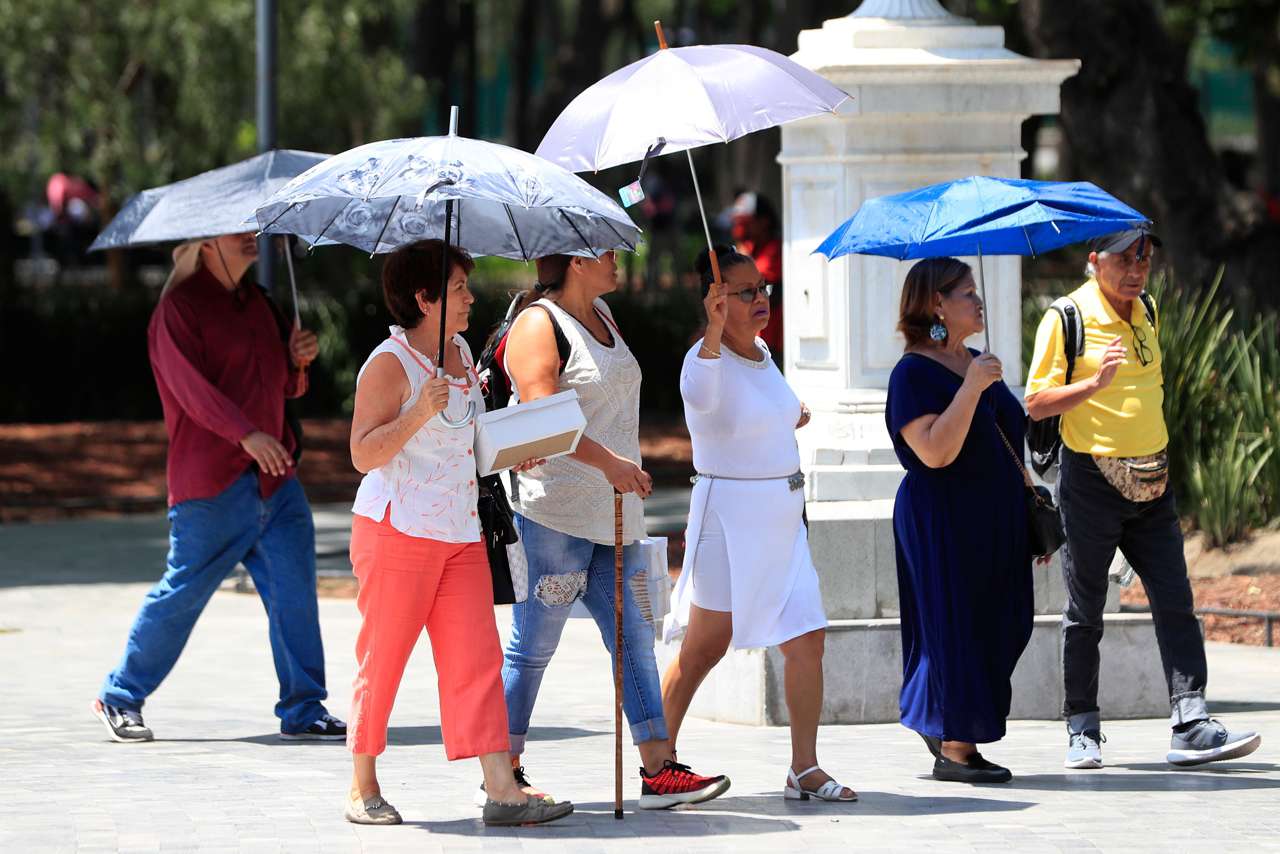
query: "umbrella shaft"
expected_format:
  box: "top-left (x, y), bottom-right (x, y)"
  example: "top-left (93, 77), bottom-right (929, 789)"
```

top-left (439, 199), bottom-right (453, 372)
top-left (975, 250), bottom-right (991, 353)
top-left (282, 237), bottom-right (300, 328)
top-left (685, 150), bottom-right (718, 278)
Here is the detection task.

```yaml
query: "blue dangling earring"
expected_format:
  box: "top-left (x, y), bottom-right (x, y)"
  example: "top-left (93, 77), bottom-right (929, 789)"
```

top-left (929, 317), bottom-right (948, 342)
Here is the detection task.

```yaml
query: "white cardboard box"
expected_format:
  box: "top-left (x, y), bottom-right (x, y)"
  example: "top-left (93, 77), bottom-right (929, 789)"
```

top-left (474, 390), bottom-right (587, 477)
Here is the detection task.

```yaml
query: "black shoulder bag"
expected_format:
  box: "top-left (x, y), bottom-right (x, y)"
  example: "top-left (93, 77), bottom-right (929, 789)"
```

top-left (996, 421), bottom-right (1066, 559)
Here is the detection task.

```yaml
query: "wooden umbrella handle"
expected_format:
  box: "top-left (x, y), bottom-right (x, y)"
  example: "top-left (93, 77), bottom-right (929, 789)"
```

top-left (614, 490), bottom-right (625, 819)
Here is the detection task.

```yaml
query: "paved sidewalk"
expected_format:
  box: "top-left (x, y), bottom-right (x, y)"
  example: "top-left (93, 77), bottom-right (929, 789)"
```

top-left (2, 516), bottom-right (1279, 853)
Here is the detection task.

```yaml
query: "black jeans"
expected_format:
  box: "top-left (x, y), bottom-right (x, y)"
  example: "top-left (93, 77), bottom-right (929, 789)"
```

top-left (1058, 447), bottom-right (1208, 726)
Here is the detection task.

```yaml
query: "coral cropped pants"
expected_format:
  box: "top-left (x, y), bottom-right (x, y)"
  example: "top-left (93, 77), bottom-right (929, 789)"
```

top-left (347, 512), bottom-right (510, 759)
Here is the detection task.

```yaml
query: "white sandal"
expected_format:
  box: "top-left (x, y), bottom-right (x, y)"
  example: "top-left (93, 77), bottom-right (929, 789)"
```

top-left (784, 765), bottom-right (858, 802)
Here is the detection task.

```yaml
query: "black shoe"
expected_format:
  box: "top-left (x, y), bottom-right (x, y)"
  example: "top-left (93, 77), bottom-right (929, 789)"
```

top-left (932, 753), bottom-right (1012, 784)
top-left (92, 699), bottom-right (154, 742)
top-left (279, 712), bottom-right (346, 741)
top-left (919, 732), bottom-right (943, 759)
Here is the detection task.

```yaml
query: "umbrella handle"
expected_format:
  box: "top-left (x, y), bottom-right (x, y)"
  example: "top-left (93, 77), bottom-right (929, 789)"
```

top-left (435, 366), bottom-right (477, 429)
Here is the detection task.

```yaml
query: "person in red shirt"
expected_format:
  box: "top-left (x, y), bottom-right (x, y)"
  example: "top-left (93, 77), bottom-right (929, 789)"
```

top-left (93, 233), bottom-right (346, 743)
top-left (730, 192), bottom-right (784, 365)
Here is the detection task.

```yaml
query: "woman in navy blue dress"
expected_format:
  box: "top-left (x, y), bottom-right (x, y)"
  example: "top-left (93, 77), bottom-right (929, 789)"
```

top-left (885, 257), bottom-right (1034, 784)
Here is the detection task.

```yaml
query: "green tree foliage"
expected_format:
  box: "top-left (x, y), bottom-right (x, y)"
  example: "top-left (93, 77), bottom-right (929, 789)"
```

top-left (0, 0), bottom-right (429, 210)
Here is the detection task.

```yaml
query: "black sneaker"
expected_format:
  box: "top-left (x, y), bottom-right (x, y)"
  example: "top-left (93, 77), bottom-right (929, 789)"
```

top-left (92, 699), bottom-right (153, 743)
top-left (1167, 719), bottom-right (1261, 767)
top-left (279, 712), bottom-right (347, 741)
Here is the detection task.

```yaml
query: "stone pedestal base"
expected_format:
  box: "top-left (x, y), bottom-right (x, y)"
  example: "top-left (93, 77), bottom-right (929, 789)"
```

top-left (655, 613), bottom-right (1170, 726)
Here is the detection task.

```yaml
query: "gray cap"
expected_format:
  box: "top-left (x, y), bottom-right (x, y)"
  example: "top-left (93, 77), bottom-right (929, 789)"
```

top-left (1089, 227), bottom-right (1162, 256)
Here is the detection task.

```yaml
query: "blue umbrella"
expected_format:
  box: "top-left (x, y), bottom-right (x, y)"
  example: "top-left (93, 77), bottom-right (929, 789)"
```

top-left (813, 176), bottom-right (1151, 349)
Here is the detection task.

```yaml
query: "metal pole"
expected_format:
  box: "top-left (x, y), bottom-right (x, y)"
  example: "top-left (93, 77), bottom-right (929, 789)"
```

top-left (975, 245), bottom-right (991, 352)
top-left (256, 0), bottom-right (277, 294)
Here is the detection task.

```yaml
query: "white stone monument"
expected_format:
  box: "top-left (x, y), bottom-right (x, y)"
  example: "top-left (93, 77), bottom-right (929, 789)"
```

top-left (657, 1), bottom-right (1171, 725)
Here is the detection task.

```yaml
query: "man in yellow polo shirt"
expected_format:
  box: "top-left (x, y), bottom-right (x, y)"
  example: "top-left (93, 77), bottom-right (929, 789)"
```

top-left (1026, 228), bottom-right (1260, 771)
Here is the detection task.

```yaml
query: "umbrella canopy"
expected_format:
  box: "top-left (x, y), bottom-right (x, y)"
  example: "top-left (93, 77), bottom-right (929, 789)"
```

top-left (253, 135), bottom-right (642, 258)
top-left (535, 42), bottom-right (849, 173)
top-left (88, 150), bottom-right (329, 252)
top-left (814, 176), bottom-right (1151, 261)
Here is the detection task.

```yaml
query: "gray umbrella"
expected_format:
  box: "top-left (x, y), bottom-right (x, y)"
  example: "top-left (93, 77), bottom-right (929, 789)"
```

top-left (89, 150), bottom-right (329, 251)
top-left (255, 107), bottom-right (642, 427)
top-left (89, 150), bottom-right (330, 324)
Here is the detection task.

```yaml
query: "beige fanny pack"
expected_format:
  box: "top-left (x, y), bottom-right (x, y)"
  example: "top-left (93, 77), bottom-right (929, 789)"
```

top-left (1092, 450), bottom-right (1169, 502)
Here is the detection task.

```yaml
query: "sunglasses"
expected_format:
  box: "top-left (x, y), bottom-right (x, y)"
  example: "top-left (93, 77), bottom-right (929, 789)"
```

top-left (1130, 322), bottom-right (1153, 367)
top-left (725, 283), bottom-right (773, 303)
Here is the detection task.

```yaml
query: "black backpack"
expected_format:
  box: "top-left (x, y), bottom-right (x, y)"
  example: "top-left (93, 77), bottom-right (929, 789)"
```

top-left (1027, 291), bottom-right (1156, 477)
top-left (476, 294), bottom-right (570, 413)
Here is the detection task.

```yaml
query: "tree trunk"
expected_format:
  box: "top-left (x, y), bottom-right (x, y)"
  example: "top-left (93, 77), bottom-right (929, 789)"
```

top-left (1020, 0), bottom-right (1280, 308)
top-left (508, 0), bottom-right (539, 151)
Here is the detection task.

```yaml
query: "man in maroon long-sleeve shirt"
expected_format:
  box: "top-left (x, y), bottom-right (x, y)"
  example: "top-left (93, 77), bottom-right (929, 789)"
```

top-left (93, 233), bottom-right (346, 743)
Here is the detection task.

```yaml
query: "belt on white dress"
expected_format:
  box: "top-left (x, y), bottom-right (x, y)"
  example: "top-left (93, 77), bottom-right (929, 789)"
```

top-left (691, 471), bottom-right (806, 492)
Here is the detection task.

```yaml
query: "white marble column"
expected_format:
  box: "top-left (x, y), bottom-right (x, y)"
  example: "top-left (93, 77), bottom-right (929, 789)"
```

top-left (780, 1), bottom-right (1080, 456)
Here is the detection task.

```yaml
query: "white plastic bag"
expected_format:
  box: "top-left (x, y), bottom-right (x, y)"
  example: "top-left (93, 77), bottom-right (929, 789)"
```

top-left (631, 536), bottom-right (671, 624)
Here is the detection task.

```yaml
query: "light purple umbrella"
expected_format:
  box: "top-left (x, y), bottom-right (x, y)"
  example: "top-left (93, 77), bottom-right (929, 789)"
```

top-left (536, 22), bottom-right (849, 283)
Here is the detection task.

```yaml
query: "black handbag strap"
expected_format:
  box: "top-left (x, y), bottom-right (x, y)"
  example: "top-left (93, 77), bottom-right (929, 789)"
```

top-left (994, 421), bottom-right (1036, 491)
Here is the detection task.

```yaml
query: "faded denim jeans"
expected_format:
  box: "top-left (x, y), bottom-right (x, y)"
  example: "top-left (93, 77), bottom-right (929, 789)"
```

top-left (99, 471), bottom-right (329, 732)
top-left (500, 513), bottom-right (667, 754)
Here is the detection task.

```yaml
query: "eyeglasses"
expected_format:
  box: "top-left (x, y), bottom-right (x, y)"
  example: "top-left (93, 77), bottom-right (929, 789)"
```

top-left (1129, 322), bottom-right (1153, 367)
top-left (726, 283), bottom-right (773, 303)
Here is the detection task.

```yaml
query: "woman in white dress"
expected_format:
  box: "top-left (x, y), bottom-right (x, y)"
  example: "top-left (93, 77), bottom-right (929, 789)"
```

top-left (660, 245), bottom-right (856, 803)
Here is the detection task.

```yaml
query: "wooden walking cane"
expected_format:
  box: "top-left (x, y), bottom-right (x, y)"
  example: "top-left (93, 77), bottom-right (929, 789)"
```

top-left (614, 489), bottom-right (625, 819)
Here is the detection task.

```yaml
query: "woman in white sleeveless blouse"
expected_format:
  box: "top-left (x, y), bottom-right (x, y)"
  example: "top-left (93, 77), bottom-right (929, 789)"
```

top-left (497, 251), bottom-right (729, 810)
top-left (343, 241), bottom-right (571, 827)
top-left (660, 246), bottom-right (856, 803)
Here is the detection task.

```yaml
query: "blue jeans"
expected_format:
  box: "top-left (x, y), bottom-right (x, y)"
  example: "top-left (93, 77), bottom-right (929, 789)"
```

top-left (501, 514), bottom-right (667, 754)
top-left (100, 471), bottom-right (329, 732)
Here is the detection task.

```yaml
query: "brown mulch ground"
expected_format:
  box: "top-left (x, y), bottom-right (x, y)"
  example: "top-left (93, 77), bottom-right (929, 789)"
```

top-left (0, 418), bottom-right (694, 523)
top-left (1121, 573), bottom-right (1280, 646)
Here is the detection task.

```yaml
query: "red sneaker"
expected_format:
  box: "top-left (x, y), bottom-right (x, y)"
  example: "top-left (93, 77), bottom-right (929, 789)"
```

top-left (638, 759), bottom-right (731, 809)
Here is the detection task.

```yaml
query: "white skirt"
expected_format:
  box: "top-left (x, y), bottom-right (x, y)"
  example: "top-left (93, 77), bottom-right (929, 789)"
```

top-left (662, 476), bottom-right (827, 650)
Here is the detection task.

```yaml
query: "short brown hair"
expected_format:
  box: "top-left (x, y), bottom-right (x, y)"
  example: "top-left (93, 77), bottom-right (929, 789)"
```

top-left (380, 239), bottom-right (475, 328)
top-left (897, 257), bottom-right (972, 348)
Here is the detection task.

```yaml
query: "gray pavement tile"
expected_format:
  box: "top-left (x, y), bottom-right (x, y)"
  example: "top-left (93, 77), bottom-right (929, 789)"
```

top-left (3, 542), bottom-right (1278, 853)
